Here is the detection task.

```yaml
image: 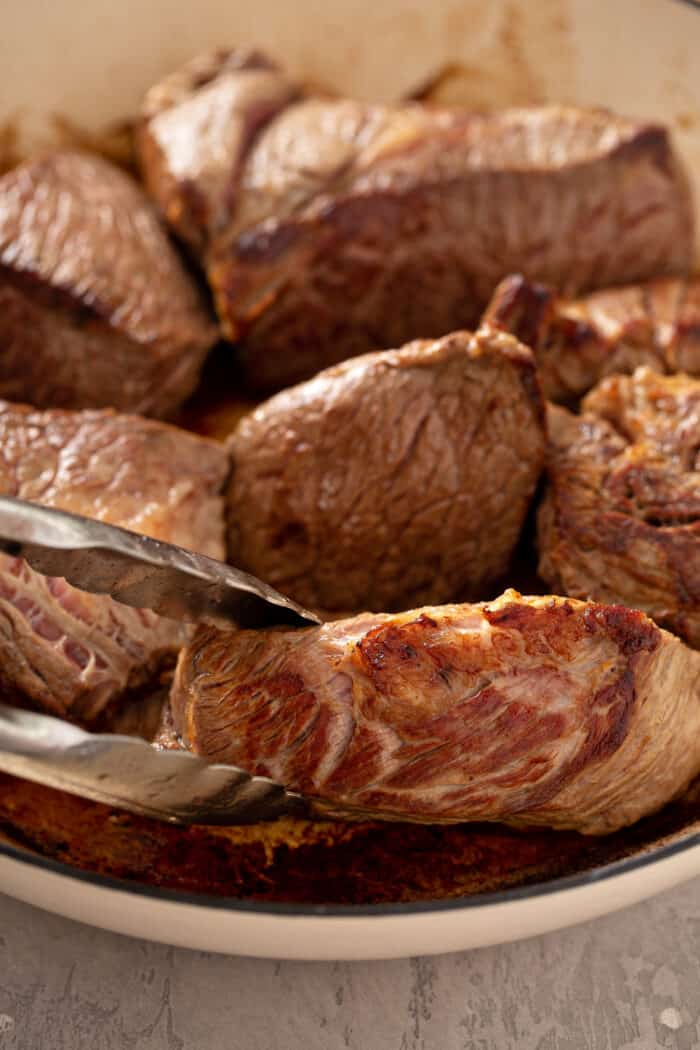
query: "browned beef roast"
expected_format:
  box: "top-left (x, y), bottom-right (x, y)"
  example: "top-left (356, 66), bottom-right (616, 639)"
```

top-left (138, 48), bottom-right (299, 255)
top-left (538, 368), bottom-right (700, 647)
top-left (0, 401), bottom-right (228, 720)
top-left (138, 48), bottom-right (694, 390)
top-left (484, 273), bottom-right (700, 402)
top-left (226, 327), bottom-right (545, 613)
top-left (169, 590), bottom-right (700, 834)
top-left (0, 151), bottom-right (217, 417)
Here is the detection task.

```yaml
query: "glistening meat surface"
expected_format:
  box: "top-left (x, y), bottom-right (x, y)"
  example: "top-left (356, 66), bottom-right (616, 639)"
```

top-left (484, 273), bottom-right (700, 402)
top-left (139, 49), bottom-right (694, 389)
top-left (0, 401), bottom-right (229, 720)
top-left (0, 151), bottom-right (217, 417)
top-left (170, 591), bottom-right (700, 834)
top-left (226, 327), bottom-right (545, 613)
top-left (538, 368), bottom-right (700, 648)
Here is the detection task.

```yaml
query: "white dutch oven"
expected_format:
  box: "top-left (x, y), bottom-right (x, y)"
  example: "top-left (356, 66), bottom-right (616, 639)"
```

top-left (0, 0), bottom-right (698, 959)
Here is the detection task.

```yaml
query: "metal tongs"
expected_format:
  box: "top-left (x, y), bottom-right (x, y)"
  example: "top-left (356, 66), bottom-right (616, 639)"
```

top-left (0, 497), bottom-right (326, 825)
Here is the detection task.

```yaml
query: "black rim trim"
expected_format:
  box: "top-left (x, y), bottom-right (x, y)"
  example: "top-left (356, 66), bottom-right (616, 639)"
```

top-left (2, 825), bottom-right (700, 918)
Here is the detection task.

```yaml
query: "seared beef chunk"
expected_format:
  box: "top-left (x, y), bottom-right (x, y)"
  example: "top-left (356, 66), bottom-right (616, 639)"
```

top-left (484, 274), bottom-right (700, 402)
top-left (226, 327), bottom-right (545, 613)
top-left (170, 590), bottom-right (700, 834)
top-left (139, 49), bottom-right (694, 389)
top-left (139, 48), bottom-right (299, 254)
top-left (0, 401), bottom-right (228, 720)
top-left (538, 368), bottom-right (700, 647)
top-left (0, 151), bottom-right (217, 417)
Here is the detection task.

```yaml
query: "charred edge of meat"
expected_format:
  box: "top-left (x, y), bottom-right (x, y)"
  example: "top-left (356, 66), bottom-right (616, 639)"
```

top-left (483, 274), bottom-right (601, 402)
top-left (483, 274), bottom-right (557, 351)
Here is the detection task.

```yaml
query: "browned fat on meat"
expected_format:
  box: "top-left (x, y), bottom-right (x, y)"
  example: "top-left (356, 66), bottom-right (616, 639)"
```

top-left (0, 151), bottom-right (217, 418)
top-left (0, 402), bottom-right (228, 721)
top-left (226, 327), bottom-right (545, 614)
top-left (538, 368), bottom-right (700, 648)
top-left (138, 48), bottom-right (695, 390)
top-left (484, 273), bottom-right (700, 402)
top-left (170, 590), bottom-right (700, 835)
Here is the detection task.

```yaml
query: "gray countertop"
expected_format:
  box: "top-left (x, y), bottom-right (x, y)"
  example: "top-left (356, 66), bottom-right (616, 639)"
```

top-left (1, 879), bottom-right (700, 1049)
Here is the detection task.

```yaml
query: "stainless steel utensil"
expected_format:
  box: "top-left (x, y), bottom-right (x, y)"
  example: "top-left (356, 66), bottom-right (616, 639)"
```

top-left (0, 702), bottom-right (311, 824)
top-left (0, 497), bottom-right (324, 824)
top-left (0, 497), bottom-right (320, 630)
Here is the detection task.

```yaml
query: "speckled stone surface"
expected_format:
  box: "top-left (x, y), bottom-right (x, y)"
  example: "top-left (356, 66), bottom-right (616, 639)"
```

top-left (1, 880), bottom-right (700, 1049)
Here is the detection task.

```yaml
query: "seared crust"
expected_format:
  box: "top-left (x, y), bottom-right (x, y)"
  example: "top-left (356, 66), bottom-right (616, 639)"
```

top-left (139, 50), bottom-right (694, 389)
top-left (171, 590), bottom-right (700, 834)
top-left (0, 151), bottom-right (217, 417)
top-left (538, 369), bottom-right (700, 646)
top-left (484, 273), bottom-right (700, 402)
top-left (226, 327), bottom-right (545, 613)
